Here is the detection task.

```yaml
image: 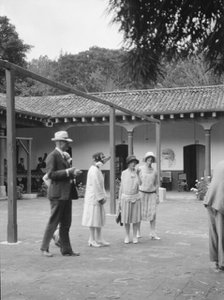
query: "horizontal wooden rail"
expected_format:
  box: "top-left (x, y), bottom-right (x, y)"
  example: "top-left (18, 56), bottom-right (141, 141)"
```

top-left (0, 59), bottom-right (160, 124)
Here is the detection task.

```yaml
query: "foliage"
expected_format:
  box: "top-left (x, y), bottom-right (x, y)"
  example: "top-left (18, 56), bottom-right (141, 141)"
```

top-left (38, 182), bottom-right (48, 197)
top-left (115, 178), bottom-right (121, 199)
top-left (18, 46), bottom-right (154, 95)
top-left (54, 47), bottom-right (131, 92)
top-left (0, 16), bottom-right (31, 89)
top-left (191, 177), bottom-right (210, 200)
top-left (18, 56), bottom-right (58, 96)
top-left (157, 55), bottom-right (224, 88)
top-left (107, 0), bottom-right (224, 82)
top-left (17, 184), bottom-right (24, 199)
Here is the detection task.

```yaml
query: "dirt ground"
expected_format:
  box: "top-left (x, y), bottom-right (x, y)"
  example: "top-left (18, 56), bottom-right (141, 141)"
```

top-left (1, 192), bottom-right (224, 300)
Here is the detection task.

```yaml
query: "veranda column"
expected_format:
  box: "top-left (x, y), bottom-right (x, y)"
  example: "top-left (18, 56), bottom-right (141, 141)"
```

top-left (127, 130), bottom-right (134, 156)
top-left (204, 129), bottom-right (211, 178)
top-left (197, 119), bottom-right (217, 180)
top-left (0, 128), bottom-right (6, 197)
top-left (109, 106), bottom-right (116, 214)
top-left (6, 68), bottom-right (17, 243)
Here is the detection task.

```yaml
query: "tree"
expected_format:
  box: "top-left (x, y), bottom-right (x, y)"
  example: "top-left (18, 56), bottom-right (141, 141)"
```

top-left (157, 56), bottom-right (224, 88)
top-left (18, 56), bottom-right (58, 96)
top-left (0, 16), bottom-right (31, 89)
top-left (55, 47), bottom-right (135, 92)
top-left (107, 0), bottom-right (224, 83)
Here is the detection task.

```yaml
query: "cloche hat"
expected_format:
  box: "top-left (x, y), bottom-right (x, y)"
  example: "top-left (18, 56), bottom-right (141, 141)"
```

top-left (144, 151), bottom-right (156, 162)
top-left (126, 155), bottom-right (139, 165)
top-left (51, 131), bottom-right (73, 142)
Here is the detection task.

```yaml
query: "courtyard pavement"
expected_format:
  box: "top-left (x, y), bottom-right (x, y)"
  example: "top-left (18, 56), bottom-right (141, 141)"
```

top-left (1, 192), bottom-right (224, 300)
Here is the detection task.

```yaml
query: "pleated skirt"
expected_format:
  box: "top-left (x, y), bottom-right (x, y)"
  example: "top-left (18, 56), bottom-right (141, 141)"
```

top-left (121, 194), bottom-right (141, 224)
top-left (140, 192), bottom-right (157, 222)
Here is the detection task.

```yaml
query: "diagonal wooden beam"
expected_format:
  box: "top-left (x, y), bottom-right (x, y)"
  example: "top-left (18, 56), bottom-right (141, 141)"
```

top-left (0, 59), bottom-right (160, 125)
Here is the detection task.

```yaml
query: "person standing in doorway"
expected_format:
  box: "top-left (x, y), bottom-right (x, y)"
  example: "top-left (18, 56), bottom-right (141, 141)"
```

top-left (40, 131), bottom-right (81, 257)
top-left (118, 155), bottom-right (142, 244)
top-left (137, 152), bottom-right (160, 240)
top-left (203, 161), bottom-right (224, 271)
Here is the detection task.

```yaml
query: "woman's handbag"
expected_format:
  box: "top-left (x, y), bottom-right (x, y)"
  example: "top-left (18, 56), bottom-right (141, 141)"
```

top-left (116, 211), bottom-right (123, 226)
top-left (71, 181), bottom-right (79, 200)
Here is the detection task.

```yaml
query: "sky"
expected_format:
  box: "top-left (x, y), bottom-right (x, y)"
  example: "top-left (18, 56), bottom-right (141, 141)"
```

top-left (0, 0), bottom-right (123, 61)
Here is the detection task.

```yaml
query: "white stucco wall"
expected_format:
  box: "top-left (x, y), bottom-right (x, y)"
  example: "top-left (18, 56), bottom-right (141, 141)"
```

top-left (16, 118), bottom-right (224, 172)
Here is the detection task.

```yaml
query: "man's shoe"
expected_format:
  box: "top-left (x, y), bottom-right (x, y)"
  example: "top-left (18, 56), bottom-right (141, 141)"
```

top-left (62, 251), bottom-right (80, 256)
top-left (219, 266), bottom-right (224, 271)
top-left (41, 250), bottom-right (53, 257)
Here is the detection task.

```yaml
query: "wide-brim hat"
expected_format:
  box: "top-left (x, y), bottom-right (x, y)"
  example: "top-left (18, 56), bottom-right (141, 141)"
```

top-left (51, 131), bottom-right (73, 142)
top-left (126, 155), bottom-right (139, 165)
top-left (144, 151), bottom-right (156, 162)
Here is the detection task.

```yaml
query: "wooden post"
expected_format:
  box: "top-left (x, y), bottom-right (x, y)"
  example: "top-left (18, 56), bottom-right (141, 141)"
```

top-left (109, 106), bottom-right (116, 214)
top-left (0, 127), bottom-right (6, 196)
top-left (156, 123), bottom-right (161, 187)
top-left (6, 68), bottom-right (17, 243)
top-left (127, 130), bottom-right (134, 156)
top-left (27, 140), bottom-right (32, 193)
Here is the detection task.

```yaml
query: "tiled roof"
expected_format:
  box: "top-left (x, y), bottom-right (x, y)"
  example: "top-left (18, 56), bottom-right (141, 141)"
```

top-left (1, 85), bottom-right (224, 118)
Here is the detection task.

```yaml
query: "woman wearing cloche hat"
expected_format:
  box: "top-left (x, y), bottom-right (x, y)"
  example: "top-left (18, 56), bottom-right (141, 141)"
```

top-left (137, 151), bottom-right (160, 240)
top-left (82, 152), bottom-right (110, 247)
top-left (117, 155), bottom-right (142, 244)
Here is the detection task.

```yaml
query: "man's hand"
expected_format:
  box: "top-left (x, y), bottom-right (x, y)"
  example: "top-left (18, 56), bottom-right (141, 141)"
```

top-left (67, 167), bottom-right (76, 174)
top-left (74, 169), bottom-right (82, 176)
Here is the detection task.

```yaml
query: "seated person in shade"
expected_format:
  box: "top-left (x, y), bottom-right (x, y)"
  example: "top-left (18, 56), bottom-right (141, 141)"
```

top-left (36, 156), bottom-right (47, 173)
top-left (17, 158), bottom-right (26, 173)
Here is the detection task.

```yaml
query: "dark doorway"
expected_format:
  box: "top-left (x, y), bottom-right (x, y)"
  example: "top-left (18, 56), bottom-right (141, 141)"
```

top-left (115, 144), bottom-right (128, 179)
top-left (184, 144), bottom-right (205, 189)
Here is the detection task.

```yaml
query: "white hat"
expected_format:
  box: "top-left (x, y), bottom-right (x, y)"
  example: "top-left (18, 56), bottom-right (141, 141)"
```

top-left (144, 151), bottom-right (156, 162)
top-left (51, 131), bottom-right (73, 142)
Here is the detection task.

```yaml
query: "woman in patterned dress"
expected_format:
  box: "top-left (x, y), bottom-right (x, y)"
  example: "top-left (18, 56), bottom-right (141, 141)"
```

top-left (82, 152), bottom-right (110, 247)
top-left (137, 152), bottom-right (160, 240)
top-left (118, 155), bottom-right (142, 244)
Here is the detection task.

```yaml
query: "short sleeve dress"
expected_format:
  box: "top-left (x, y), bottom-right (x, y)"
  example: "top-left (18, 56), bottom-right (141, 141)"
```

top-left (139, 165), bottom-right (158, 222)
top-left (119, 169), bottom-right (142, 224)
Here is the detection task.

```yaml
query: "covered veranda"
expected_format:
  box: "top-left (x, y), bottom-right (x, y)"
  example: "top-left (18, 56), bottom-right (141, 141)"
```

top-left (0, 59), bottom-right (161, 243)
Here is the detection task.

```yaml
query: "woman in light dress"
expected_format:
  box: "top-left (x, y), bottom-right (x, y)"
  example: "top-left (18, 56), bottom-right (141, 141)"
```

top-left (137, 152), bottom-right (160, 240)
top-left (82, 152), bottom-right (110, 247)
top-left (118, 155), bottom-right (142, 244)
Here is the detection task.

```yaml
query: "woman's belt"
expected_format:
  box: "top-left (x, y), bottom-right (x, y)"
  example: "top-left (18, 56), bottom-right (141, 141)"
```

top-left (139, 190), bottom-right (156, 194)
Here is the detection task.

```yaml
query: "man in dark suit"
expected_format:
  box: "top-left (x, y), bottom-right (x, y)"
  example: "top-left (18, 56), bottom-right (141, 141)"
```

top-left (40, 131), bottom-right (81, 257)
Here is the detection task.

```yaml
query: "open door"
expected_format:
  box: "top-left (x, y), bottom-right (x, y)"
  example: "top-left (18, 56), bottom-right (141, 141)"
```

top-left (184, 144), bottom-right (205, 189)
top-left (115, 144), bottom-right (128, 179)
